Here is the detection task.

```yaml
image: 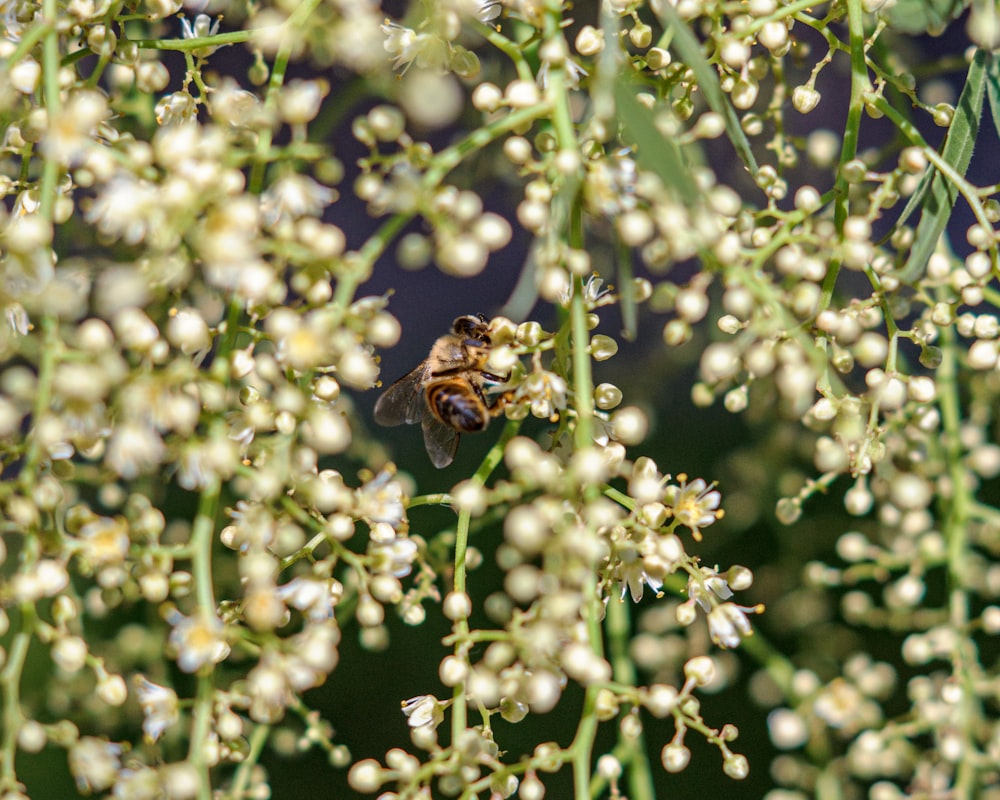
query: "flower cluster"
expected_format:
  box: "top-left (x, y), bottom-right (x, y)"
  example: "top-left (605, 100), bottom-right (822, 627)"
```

top-left (1, 0), bottom-right (997, 798)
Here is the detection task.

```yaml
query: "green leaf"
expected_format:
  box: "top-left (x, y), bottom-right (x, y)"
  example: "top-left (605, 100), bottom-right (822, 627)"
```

top-left (880, 0), bottom-right (970, 35)
top-left (613, 77), bottom-right (698, 206)
top-left (897, 49), bottom-right (987, 282)
top-left (656, 1), bottom-right (759, 179)
top-left (616, 238), bottom-right (637, 340)
top-left (986, 51), bottom-right (1000, 142)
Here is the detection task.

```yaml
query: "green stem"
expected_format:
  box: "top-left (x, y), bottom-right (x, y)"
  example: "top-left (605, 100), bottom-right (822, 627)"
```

top-left (822, 0), bottom-right (870, 305)
top-left (227, 723), bottom-right (270, 800)
top-left (39, 0), bottom-right (61, 221)
top-left (472, 21), bottom-right (535, 82)
top-left (737, 0), bottom-right (825, 35)
top-left (246, 0), bottom-right (325, 192)
top-left (571, 665), bottom-right (601, 800)
top-left (248, 47), bottom-right (291, 193)
top-left (450, 503), bottom-right (471, 739)
top-left (190, 478), bottom-right (221, 613)
top-left (131, 29), bottom-right (256, 51)
top-left (540, 7), bottom-right (604, 790)
top-left (606, 600), bottom-right (655, 800)
top-left (187, 478), bottom-right (221, 799)
top-left (570, 286), bottom-right (594, 452)
top-left (4, 17), bottom-right (52, 64)
top-left (937, 323), bottom-right (982, 799)
top-left (572, 709), bottom-right (600, 797)
top-left (333, 102), bottom-right (548, 312)
top-left (920, 146), bottom-right (997, 238)
top-left (188, 672), bottom-right (215, 800)
top-left (0, 608), bottom-right (34, 791)
top-left (19, 317), bottom-right (58, 489)
top-left (448, 419), bottom-right (520, 744)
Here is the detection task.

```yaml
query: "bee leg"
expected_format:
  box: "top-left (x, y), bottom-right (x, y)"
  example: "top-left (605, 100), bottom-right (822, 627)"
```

top-left (487, 388), bottom-right (516, 417)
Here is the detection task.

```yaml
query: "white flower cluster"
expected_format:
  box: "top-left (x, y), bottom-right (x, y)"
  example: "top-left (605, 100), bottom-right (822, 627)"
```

top-left (2, 0), bottom-right (997, 798)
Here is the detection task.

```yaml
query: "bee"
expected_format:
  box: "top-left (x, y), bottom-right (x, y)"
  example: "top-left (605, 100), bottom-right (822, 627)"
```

top-left (374, 315), bottom-right (510, 468)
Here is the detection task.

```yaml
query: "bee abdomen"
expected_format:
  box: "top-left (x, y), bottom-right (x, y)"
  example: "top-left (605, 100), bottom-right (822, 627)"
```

top-left (428, 383), bottom-right (488, 432)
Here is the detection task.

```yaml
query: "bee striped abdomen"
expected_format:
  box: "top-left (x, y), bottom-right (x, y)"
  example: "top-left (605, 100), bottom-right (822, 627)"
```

top-left (373, 315), bottom-right (505, 468)
top-left (427, 382), bottom-right (488, 432)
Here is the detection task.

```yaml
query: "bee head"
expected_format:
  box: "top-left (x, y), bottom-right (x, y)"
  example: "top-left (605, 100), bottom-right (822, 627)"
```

top-left (452, 314), bottom-right (491, 344)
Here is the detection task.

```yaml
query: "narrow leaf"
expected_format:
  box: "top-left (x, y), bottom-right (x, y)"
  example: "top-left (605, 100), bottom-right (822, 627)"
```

top-left (656, 1), bottom-right (759, 179)
top-left (897, 49), bottom-right (987, 282)
top-left (986, 51), bottom-right (1000, 142)
top-left (613, 78), bottom-right (698, 206)
top-left (884, 126), bottom-right (934, 242)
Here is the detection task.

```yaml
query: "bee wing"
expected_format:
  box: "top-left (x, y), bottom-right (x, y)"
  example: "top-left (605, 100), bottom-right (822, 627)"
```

top-left (374, 361), bottom-right (430, 426)
top-left (422, 416), bottom-right (459, 469)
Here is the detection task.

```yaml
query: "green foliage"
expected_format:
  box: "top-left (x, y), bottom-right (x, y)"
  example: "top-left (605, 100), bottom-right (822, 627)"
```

top-left (881, 0), bottom-right (969, 34)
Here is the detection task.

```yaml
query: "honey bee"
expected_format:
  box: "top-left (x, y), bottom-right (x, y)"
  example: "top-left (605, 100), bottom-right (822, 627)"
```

top-left (374, 315), bottom-right (510, 468)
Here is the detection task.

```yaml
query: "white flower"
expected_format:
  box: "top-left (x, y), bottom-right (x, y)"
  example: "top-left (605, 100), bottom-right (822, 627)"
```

top-left (228, 412), bottom-right (255, 451)
top-left (180, 13), bottom-right (222, 56)
top-left (355, 468), bottom-right (406, 526)
top-left (686, 569), bottom-right (764, 649)
top-left (41, 90), bottom-right (111, 166)
top-left (1, 0), bottom-right (30, 40)
top-left (86, 173), bottom-right (164, 245)
top-left (665, 476), bottom-right (722, 541)
top-left (168, 612), bottom-right (231, 673)
top-left (176, 438), bottom-right (239, 491)
top-left (226, 500), bottom-right (278, 551)
top-left (112, 766), bottom-right (161, 800)
top-left (479, 1), bottom-right (502, 20)
top-left (277, 79), bottom-right (328, 125)
top-left (77, 516), bottom-right (130, 568)
top-left (537, 55), bottom-right (588, 89)
top-left (5, 303), bottom-right (30, 336)
top-left (209, 78), bottom-right (263, 127)
top-left (620, 556), bottom-right (664, 603)
top-left (261, 174), bottom-right (337, 226)
top-left (381, 21), bottom-right (448, 73)
top-left (284, 633), bottom-right (335, 690)
top-left (401, 695), bottom-right (445, 728)
top-left (707, 602), bottom-right (760, 649)
top-left (105, 420), bottom-right (165, 480)
top-left (276, 576), bottom-right (336, 620)
top-left (381, 20), bottom-right (418, 69)
top-left (515, 370), bottom-right (567, 421)
top-left (582, 274), bottom-right (611, 304)
top-left (247, 656), bottom-right (294, 723)
top-left (813, 678), bottom-right (871, 729)
top-left (688, 570), bottom-right (734, 612)
top-left (559, 273), bottom-right (612, 308)
top-left (327, 12), bottom-right (388, 73)
top-left (369, 536), bottom-right (418, 578)
top-left (134, 676), bottom-right (180, 742)
top-left (68, 737), bottom-right (122, 793)
top-left (455, 0), bottom-right (502, 21)
top-left (155, 91), bottom-right (198, 125)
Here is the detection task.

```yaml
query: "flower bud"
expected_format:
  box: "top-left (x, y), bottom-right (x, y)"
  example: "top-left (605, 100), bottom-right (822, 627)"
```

top-left (661, 743), bottom-right (691, 772)
top-left (590, 334), bottom-right (618, 361)
top-left (792, 85), bottom-right (821, 113)
top-left (575, 25), bottom-right (604, 56)
top-left (348, 759), bottom-right (385, 792)
top-left (683, 655), bottom-right (716, 686)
